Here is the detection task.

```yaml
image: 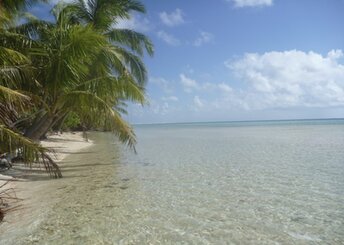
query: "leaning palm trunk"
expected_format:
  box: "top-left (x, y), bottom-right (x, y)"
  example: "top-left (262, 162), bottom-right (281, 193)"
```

top-left (26, 112), bottom-right (67, 140)
top-left (24, 113), bottom-right (55, 140)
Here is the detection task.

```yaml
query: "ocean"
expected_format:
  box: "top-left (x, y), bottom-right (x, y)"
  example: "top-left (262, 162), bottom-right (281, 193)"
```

top-left (6, 119), bottom-right (344, 244)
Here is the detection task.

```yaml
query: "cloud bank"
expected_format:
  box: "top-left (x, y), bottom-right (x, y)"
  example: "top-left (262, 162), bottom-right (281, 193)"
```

top-left (227, 49), bottom-right (344, 108)
top-left (130, 50), bottom-right (344, 123)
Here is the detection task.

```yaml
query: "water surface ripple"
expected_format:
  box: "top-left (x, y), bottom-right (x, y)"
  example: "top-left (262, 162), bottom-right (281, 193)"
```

top-left (9, 120), bottom-right (344, 244)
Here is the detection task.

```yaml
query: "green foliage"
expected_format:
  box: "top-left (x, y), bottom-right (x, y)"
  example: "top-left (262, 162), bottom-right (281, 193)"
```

top-left (62, 112), bottom-right (81, 131)
top-left (0, 0), bottom-right (153, 175)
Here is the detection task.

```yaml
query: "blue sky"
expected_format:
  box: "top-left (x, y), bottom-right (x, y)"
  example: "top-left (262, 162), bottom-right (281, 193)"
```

top-left (32, 0), bottom-right (344, 123)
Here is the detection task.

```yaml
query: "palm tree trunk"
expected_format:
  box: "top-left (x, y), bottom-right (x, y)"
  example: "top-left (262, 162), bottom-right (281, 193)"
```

top-left (40, 113), bottom-right (66, 139)
top-left (24, 113), bottom-right (55, 141)
top-left (52, 112), bottom-right (68, 132)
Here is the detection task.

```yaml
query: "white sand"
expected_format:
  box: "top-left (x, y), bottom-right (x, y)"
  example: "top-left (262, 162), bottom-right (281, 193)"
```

top-left (40, 132), bottom-right (93, 162)
top-left (0, 132), bottom-right (94, 241)
top-left (0, 131), bottom-right (93, 180)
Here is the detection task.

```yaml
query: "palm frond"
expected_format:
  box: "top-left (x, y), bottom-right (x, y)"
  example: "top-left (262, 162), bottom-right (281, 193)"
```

top-left (0, 46), bottom-right (29, 64)
top-left (72, 75), bottom-right (146, 104)
top-left (106, 45), bottom-right (147, 85)
top-left (106, 28), bottom-right (153, 56)
top-left (64, 0), bottom-right (145, 31)
top-left (0, 125), bottom-right (61, 178)
top-left (60, 91), bottom-right (137, 149)
top-left (116, 74), bottom-right (147, 104)
top-left (0, 29), bottom-right (35, 52)
top-left (0, 0), bottom-right (48, 26)
top-left (11, 18), bottom-right (54, 40)
top-left (0, 85), bottom-right (29, 102)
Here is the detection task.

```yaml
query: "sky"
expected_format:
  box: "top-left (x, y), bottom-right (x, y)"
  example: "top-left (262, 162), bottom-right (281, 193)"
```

top-left (31, 0), bottom-right (344, 124)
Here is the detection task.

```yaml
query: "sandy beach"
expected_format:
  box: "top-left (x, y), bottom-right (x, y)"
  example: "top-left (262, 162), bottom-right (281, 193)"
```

top-left (0, 132), bottom-right (93, 242)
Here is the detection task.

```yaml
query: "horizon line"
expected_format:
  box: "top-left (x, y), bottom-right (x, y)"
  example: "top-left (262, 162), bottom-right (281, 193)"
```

top-left (132, 117), bottom-right (344, 126)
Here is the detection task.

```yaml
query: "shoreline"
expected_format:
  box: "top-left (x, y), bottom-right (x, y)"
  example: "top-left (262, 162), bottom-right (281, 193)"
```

top-left (0, 132), bottom-right (94, 241)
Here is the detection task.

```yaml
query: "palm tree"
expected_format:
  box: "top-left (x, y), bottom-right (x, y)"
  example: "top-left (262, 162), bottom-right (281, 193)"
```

top-left (0, 0), bottom-right (62, 177)
top-left (11, 2), bottom-right (152, 149)
top-left (21, 1), bottom-right (153, 148)
top-left (0, 47), bottom-right (62, 176)
top-left (0, 0), bottom-right (153, 177)
top-left (61, 0), bottom-right (154, 139)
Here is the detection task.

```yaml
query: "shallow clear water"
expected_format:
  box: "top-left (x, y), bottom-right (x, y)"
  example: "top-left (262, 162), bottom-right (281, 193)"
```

top-left (5, 120), bottom-right (344, 244)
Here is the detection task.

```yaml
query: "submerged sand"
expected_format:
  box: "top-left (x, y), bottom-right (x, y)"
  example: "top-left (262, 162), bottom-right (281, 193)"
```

top-left (0, 132), bottom-right (93, 241)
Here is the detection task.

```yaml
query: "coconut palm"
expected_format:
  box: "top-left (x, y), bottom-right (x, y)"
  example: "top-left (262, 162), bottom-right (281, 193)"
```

top-left (61, 0), bottom-right (154, 141)
top-left (0, 0), bottom-right (153, 177)
top-left (62, 0), bottom-right (154, 133)
top-left (19, 1), bottom-right (153, 148)
top-left (0, 0), bottom-right (62, 177)
top-left (7, 3), bottom-right (151, 150)
top-left (0, 51), bottom-right (61, 176)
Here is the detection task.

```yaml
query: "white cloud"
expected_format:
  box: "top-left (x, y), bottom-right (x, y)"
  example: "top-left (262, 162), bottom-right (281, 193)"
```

top-left (193, 31), bottom-right (214, 47)
top-left (162, 96), bottom-right (179, 102)
top-left (157, 31), bottom-right (181, 46)
top-left (134, 49), bottom-right (344, 123)
top-left (328, 49), bottom-right (343, 59)
top-left (180, 74), bottom-right (199, 92)
top-left (230, 0), bottom-right (273, 8)
top-left (116, 15), bottom-right (151, 32)
top-left (202, 82), bottom-right (217, 90)
top-left (159, 8), bottom-right (185, 27)
top-left (218, 83), bottom-right (233, 93)
top-left (226, 49), bottom-right (344, 109)
top-left (193, 96), bottom-right (204, 109)
top-left (150, 77), bottom-right (173, 93)
top-left (180, 74), bottom-right (234, 94)
top-left (160, 102), bottom-right (169, 115)
top-left (149, 100), bottom-right (169, 115)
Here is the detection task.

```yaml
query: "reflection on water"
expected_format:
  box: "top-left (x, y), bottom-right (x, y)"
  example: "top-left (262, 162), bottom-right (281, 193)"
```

top-left (3, 121), bottom-right (344, 244)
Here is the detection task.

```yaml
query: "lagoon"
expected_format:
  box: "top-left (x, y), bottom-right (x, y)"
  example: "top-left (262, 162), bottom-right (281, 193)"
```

top-left (4, 119), bottom-right (344, 244)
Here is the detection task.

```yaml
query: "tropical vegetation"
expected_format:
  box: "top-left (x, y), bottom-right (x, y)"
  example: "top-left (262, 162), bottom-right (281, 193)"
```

top-left (0, 0), bottom-right (153, 177)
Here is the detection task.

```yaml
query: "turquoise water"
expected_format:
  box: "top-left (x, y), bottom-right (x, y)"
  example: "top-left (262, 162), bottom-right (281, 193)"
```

top-left (3, 119), bottom-right (344, 244)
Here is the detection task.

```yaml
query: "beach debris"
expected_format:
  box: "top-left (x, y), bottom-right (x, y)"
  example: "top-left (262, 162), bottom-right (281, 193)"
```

top-left (0, 153), bottom-right (12, 170)
top-left (0, 159), bottom-right (11, 170)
